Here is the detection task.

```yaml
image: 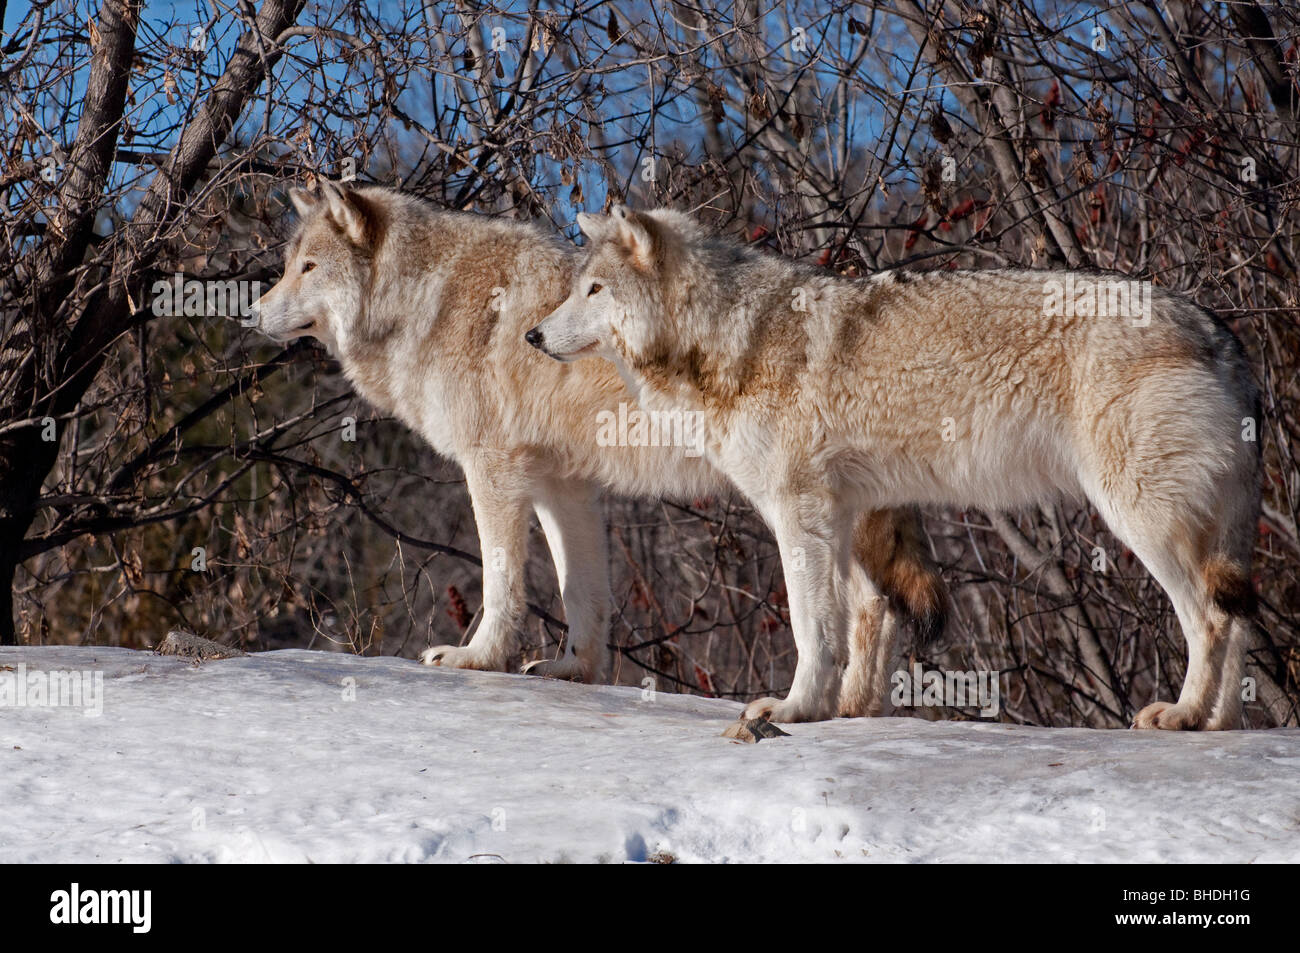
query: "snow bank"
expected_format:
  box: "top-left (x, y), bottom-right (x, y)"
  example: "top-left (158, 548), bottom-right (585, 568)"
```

top-left (2, 647), bottom-right (1297, 863)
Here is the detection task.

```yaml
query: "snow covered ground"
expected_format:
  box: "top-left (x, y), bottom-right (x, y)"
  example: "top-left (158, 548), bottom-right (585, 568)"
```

top-left (1, 646), bottom-right (1297, 863)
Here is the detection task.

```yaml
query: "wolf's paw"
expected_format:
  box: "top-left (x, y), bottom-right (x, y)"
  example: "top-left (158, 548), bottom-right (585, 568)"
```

top-left (836, 697), bottom-right (883, 719)
top-left (520, 655), bottom-right (589, 681)
top-left (836, 685), bottom-right (885, 719)
top-left (420, 645), bottom-right (500, 671)
top-left (1131, 701), bottom-right (1203, 731)
top-left (740, 695), bottom-right (830, 724)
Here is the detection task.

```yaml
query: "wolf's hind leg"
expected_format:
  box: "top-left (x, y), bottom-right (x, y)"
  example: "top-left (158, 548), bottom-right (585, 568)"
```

top-left (1094, 498), bottom-right (1241, 731)
top-left (1082, 372), bottom-right (1258, 730)
top-left (1129, 592), bottom-right (1235, 731)
top-left (421, 461), bottom-right (532, 673)
top-left (523, 479), bottom-right (612, 682)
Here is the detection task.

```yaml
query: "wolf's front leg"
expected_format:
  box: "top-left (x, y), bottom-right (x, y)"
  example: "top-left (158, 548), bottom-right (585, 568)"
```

top-left (522, 478), bottom-right (612, 682)
top-left (421, 465), bottom-right (531, 672)
top-left (741, 500), bottom-right (851, 723)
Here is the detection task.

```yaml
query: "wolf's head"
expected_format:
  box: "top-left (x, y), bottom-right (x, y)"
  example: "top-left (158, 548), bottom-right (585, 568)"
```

top-left (252, 182), bottom-right (385, 355)
top-left (527, 206), bottom-right (692, 365)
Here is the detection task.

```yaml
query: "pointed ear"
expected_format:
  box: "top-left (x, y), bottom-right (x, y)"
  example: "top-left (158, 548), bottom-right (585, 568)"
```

top-left (611, 205), bottom-right (658, 269)
top-left (576, 212), bottom-right (611, 242)
top-left (288, 187), bottom-right (318, 217)
top-left (319, 180), bottom-right (368, 245)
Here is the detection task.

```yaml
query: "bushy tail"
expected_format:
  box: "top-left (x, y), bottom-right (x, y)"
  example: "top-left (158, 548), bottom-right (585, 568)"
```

top-left (1203, 555), bottom-right (1256, 619)
top-left (853, 508), bottom-right (948, 645)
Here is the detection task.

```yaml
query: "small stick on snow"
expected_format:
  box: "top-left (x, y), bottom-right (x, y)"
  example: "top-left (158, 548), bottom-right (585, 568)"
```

top-left (721, 717), bottom-right (791, 743)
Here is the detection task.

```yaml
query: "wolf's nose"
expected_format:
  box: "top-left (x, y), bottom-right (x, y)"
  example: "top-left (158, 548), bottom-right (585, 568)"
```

top-left (525, 327), bottom-right (544, 349)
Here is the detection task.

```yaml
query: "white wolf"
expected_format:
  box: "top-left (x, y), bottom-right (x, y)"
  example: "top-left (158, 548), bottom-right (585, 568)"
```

top-left (530, 206), bottom-right (1262, 730)
top-left (252, 183), bottom-right (946, 715)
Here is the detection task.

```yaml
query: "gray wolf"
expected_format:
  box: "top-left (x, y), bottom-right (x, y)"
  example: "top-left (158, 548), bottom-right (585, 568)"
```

top-left (252, 183), bottom-right (946, 715)
top-left (529, 205), bottom-right (1261, 730)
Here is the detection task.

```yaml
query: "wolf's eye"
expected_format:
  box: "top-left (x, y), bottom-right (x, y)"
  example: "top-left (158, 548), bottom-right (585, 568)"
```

top-left (301, 261), bottom-right (316, 274)
top-left (587, 282), bottom-right (603, 296)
